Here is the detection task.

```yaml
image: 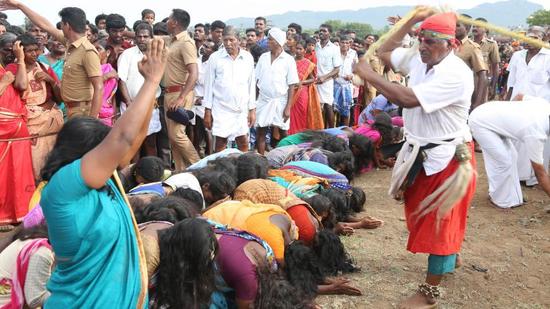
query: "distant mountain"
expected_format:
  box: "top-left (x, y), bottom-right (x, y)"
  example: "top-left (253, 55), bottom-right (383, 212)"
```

top-left (226, 0), bottom-right (542, 30)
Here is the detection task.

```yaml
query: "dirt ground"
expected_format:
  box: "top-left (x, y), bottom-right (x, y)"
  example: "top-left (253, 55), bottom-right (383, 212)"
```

top-left (317, 153), bottom-right (550, 309)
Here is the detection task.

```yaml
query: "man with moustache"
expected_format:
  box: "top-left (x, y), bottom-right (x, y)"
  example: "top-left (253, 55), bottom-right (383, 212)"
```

top-left (354, 9), bottom-right (476, 308)
top-left (118, 22), bottom-right (161, 157)
top-left (203, 26), bottom-right (256, 153)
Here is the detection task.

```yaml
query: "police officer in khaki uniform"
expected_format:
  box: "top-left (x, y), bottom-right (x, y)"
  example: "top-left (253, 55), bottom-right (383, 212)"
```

top-left (455, 15), bottom-right (487, 110)
top-left (473, 17), bottom-right (501, 100)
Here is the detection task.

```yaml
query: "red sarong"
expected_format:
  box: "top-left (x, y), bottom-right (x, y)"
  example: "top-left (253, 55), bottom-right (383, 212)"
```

top-left (0, 67), bottom-right (35, 224)
top-left (403, 143), bottom-right (476, 255)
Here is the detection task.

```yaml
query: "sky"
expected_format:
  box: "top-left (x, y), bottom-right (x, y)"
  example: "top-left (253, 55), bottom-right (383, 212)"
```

top-left (3, 0), bottom-right (549, 26)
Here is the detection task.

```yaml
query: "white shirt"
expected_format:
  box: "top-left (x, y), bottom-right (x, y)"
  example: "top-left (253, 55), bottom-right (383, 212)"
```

top-left (117, 46), bottom-right (161, 100)
top-left (255, 51), bottom-right (299, 99)
top-left (507, 48), bottom-right (550, 101)
top-left (315, 41), bottom-right (342, 77)
top-left (469, 98), bottom-right (550, 164)
top-left (195, 56), bottom-right (208, 98)
top-left (203, 48), bottom-right (256, 113)
top-left (391, 48), bottom-right (474, 175)
top-left (336, 49), bottom-right (358, 84)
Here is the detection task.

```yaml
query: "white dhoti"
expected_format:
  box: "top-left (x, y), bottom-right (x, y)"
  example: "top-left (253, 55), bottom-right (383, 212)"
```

top-left (255, 94), bottom-right (289, 130)
top-left (211, 104), bottom-right (249, 139)
top-left (471, 123), bottom-right (523, 208)
top-left (316, 80), bottom-right (334, 105)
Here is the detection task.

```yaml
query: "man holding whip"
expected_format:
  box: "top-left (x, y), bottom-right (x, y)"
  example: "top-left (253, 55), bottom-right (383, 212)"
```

top-left (354, 8), bottom-right (476, 308)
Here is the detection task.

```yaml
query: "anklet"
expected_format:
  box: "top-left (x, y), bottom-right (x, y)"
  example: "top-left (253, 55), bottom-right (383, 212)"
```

top-left (418, 283), bottom-right (441, 299)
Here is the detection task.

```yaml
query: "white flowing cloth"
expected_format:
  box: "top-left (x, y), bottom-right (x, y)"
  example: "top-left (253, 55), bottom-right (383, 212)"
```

top-left (388, 128), bottom-right (470, 198)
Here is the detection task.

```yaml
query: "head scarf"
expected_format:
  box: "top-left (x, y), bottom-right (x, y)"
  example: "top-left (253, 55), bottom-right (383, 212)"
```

top-left (417, 12), bottom-right (460, 48)
top-left (268, 27), bottom-right (286, 47)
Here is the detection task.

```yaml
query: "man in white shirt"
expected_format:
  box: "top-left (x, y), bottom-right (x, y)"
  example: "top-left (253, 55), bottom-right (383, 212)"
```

top-left (315, 24), bottom-right (341, 128)
top-left (203, 26), bottom-right (256, 153)
top-left (354, 9), bottom-right (475, 308)
top-left (254, 27), bottom-right (299, 154)
top-left (334, 35), bottom-right (357, 126)
top-left (470, 97), bottom-right (550, 208)
top-left (505, 28), bottom-right (550, 186)
top-left (118, 23), bottom-right (161, 156)
top-left (506, 28), bottom-right (550, 102)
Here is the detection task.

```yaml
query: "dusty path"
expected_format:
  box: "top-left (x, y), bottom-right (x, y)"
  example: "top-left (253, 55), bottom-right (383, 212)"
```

top-left (318, 153), bottom-right (550, 308)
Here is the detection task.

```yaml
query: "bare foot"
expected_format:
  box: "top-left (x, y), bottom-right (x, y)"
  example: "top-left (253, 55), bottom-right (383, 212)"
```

top-left (398, 291), bottom-right (437, 309)
top-left (455, 254), bottom-right (463, 269)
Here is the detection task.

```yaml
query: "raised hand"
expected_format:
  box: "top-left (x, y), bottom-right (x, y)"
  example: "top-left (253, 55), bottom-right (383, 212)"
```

top-left (138, 38), bottom-right (167, 84)
top-left (13, 41), bottom-right (24, 62)
top-left (0, 0), bottom-right (21, 11)
top-left (411, 6), bottom-right (436, 23)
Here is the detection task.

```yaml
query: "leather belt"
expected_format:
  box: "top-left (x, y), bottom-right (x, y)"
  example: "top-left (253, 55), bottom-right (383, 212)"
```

top-left (164, 85), bottom-right (184, 94)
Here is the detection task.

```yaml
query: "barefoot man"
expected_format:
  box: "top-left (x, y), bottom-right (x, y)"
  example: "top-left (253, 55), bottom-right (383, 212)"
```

top-left (354, 9), bottom-right (476, 308)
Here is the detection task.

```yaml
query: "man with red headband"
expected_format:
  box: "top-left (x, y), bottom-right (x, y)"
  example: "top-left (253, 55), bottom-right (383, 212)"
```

top-left (354, 8), bottom-right (476, 308)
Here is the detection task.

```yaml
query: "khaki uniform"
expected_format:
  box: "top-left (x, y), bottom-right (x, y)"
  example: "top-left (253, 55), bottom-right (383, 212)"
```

top-left (479, 38), bottom-right (500, 99)
top-left (162, 31), bottom-right (200, 171)
top-left (479, 38), bottom-right (500, 70)
top-left (61, 36), bottom-right (102, 118)
top-left (456, 38), bottom-right (488, 73)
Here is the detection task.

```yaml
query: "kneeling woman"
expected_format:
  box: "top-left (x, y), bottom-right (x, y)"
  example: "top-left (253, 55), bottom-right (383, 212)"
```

top-left (202, 200), bottom-right (298, 264)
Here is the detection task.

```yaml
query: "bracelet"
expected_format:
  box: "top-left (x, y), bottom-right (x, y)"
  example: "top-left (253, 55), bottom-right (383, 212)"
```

top-left (418, 283), bottom-right (441, 299)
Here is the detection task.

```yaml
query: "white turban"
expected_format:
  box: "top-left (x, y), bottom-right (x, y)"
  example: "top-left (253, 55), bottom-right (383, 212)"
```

top-left (268, 27), bottom-right (287, 47)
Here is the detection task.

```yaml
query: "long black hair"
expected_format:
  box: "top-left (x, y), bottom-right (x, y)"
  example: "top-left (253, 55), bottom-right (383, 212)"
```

top-left (349, 186), bottom-right (366, 213)
top-left (305, 194), bottom-right (337, 230)
top-left (348, 133), bottom-right (375, 174)
top-left (302, 130), bottom-right (348, 153)
top-left (372, 112), bottom-right (394, 146)
top-left (138, 196), bottom-right (197, 224)
top-left (312, 230), bottom-right (358, 276)
top-left (254, 266), bottom-right (312, 309)
top-left (327, 150), bottom-right (355, 181)
top-left (156, 218), bottom-right (218, 308)
top-left (321, 188), bottom-right (352, 222)
top-left (41, 117), bottom-right (110, 181)
top-left (283, 241), bottom-right (324, 300)
top-left (236, 152), bottom-right (268, 185)
top-left (194, 170), bottom-right (236, 204)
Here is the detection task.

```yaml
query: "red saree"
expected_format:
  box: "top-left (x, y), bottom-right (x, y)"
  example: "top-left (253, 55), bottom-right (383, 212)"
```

top-left (289, 58), bottom-right (323, 134)
top-left (0, 67), bottom-right (35, 224)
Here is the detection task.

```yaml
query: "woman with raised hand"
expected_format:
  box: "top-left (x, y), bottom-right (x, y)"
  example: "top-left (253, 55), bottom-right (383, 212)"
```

top-left (38, 38), bottom-right (167, 308)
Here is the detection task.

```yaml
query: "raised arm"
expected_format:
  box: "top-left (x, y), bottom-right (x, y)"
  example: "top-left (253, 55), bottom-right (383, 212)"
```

top-left (81, 38), bottom-right (167, 189)
top-left (10, 41), bottom-right (28, 91)
top-left (0, 0), bottom-right (64, 42)
top-left (377, 7), bottom-right (434, 66)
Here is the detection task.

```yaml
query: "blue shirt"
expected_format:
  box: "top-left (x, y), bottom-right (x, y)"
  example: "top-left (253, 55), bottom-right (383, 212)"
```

top-left (361, 94), bottom-right (398, 123)
top-left (41, 159), bottom-right (144, 308)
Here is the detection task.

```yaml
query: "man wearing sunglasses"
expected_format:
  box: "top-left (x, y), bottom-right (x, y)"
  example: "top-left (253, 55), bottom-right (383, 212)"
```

top-left (354, 8), bottom-right (475, 309)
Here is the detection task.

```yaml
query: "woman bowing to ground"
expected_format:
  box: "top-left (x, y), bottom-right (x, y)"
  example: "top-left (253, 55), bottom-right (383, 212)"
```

top-left (39, 38), bottom-right (167, 308)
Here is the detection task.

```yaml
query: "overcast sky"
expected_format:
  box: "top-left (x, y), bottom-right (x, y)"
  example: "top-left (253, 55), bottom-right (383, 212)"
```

top-left (4, 0), bottom-right (549, 26)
